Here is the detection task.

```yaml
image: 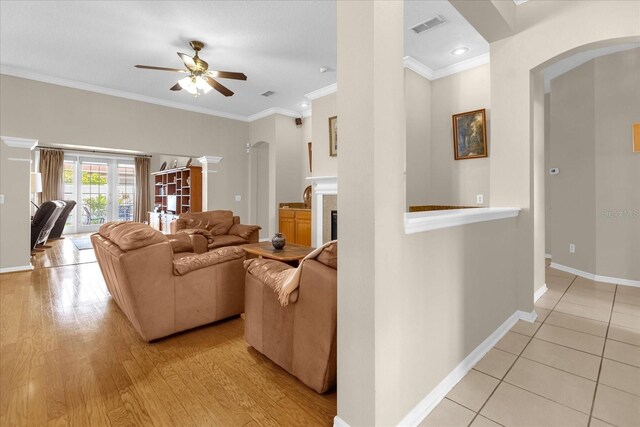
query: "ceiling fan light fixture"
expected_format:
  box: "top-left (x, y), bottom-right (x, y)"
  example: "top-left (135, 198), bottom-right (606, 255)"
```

top-left (178, 76), bottom-right (198, 95)
top-left (195, 76), bottom-right (213, 94)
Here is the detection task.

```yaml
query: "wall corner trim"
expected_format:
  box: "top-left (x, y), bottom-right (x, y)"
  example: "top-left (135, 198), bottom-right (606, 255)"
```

top-left (396, 310), bottom-right (523, 426)
top-left (534, 284), bottom-right (548, 303)
top-left (197, 156), bottom-right (223, 165)
top-left (0, 265), bottom-right (34, 274)
top-left (333, 415), bottom-right (350, 427)
top-left (550, 262), bottom-right (640, 288)
top-left (1, 136), bottom-right (39, 150)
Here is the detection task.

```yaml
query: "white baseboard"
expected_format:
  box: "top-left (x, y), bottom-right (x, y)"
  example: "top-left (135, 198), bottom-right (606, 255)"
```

top-left (550, 262), bottom-right (640, 288)
top-left (534, 284), bottom-right (548, 303)
top-left (0, 264), bottom-right (34, 274)
top-left (395, 309), bottom-right (532, 426)
top-left (545, 253), bottom-right (552, 259)
top-left (333, 416), bottom-right (350, 427)
top-left (333, 309), bottom-right (537, 427)
top-left (259, 238), bottom-right (271, 243)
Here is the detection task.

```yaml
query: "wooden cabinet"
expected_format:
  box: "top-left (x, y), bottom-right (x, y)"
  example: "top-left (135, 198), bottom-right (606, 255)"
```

top-left (279, 208), bottom-right (311, 246)
top-left (147, 212), bottom-right (179, 234)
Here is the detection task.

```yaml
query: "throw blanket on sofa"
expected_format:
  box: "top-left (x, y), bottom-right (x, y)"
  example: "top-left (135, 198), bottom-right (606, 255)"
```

top-left (276, 240), bottom-right (336, 306)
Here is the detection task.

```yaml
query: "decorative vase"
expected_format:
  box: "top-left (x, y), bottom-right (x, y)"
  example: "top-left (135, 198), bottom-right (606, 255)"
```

top-left (271, 233), bottom-right (286, 249)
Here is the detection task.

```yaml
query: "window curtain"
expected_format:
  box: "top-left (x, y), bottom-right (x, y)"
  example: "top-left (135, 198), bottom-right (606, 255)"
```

top-left (39, 148), bottom-right (64, 203)
top-left (134, 156), bottom-right (150, 222)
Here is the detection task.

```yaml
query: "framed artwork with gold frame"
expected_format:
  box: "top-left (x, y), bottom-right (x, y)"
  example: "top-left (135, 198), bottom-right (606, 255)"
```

top-left (329, 116), bottom-right (338, 157)
top-left (452, 109), bottom-right (488, 160)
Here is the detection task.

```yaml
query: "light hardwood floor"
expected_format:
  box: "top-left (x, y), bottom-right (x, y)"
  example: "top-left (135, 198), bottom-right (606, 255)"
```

top-left (1, 238), bottom-right (336, 426)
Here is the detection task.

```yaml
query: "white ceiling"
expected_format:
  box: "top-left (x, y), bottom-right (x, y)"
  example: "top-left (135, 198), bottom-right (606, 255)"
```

top-left (0, 1), bottom-right (488, 121)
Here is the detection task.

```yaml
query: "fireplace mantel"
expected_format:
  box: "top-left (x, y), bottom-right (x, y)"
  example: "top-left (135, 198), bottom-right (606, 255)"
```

top-left (306, 176), bottom-right (337, 246)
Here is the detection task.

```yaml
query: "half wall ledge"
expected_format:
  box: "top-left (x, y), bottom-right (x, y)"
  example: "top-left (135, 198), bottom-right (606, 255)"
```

top-left (404, 207), bottom-right (521, 234)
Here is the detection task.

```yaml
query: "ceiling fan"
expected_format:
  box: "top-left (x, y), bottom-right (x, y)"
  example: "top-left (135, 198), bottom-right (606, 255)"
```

top-left (135, 40), bottom-right (247, 97)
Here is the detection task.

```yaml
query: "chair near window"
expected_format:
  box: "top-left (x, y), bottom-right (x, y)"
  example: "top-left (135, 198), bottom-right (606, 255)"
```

top-left (82, 205), bottom-right (106, 225)
top-left (31, 201), bottom-right (65, 251)
top-left (49, 200), bottom-right (76, 239)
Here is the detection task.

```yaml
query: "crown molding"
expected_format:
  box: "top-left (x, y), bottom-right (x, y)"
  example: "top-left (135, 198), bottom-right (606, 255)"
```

top-left (197, 156), bottom-right (223, 164)
top-left (1, 66), bottom-right (249, 122)
top-left (247, 107), bottom-right (304, 122)
top-left (304, 83), bottom-right (337, 100)
top-left (430, 53), bottom-right (490, 80)
top-left (403, 56), bottom-right (435, 80)
top-left (301, 109), bottom-right (312, 118)
top-left (403, 54), bottom-right (490, 81)
top-left (1, 136), bottom-right (39, 150)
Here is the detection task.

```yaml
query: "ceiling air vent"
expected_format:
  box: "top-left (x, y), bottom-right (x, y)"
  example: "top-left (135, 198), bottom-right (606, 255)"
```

top-left (261, 90), bottom-right (275, 97)
top-left (410, 16), bottom-right (445, 34)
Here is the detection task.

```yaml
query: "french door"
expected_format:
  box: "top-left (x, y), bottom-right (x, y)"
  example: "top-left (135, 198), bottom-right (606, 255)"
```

top-left (63, 155), bottom-right (135, 233)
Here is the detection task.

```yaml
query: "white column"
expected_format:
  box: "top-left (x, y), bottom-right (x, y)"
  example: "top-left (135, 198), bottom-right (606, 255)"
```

top-left (1, 136), bottom-right (38, 272)
top-left (197, 156), bottom-right (223, 211)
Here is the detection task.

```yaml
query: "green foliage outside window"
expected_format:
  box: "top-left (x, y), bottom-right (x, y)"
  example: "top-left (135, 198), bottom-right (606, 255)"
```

top-left (64, 169), bottom-right (107, 185)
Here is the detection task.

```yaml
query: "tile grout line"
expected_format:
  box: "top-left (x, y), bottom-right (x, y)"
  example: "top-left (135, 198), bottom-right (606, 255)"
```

top-left (464, 275), bottom-right (578, 426)
top-left (586, 283), bottom-right (618, 427)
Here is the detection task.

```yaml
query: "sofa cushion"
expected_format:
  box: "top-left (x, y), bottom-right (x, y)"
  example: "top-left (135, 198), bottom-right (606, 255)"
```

top-left (101, 222), bottom-right (167, 251)
top-left (166, 233), bottom-right (193, 253)
top-left (208, 234), bottom-right (248, 250)
top-left (316, 242), bottom-right (337, 269)
top-left (228, 223), bottom-right (261, 240)
top-left (180, 210), bottom-right (235, 236)
top-left (173, 246), bottom-right (245, 276)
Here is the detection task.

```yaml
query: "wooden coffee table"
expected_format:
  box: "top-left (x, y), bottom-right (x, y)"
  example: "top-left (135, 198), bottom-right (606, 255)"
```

top-left (242, 242), bottom-right (314, 266)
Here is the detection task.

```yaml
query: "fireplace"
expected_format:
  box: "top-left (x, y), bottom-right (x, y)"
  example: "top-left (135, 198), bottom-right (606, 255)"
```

top-left (306, 176), bottom-right (337, 246)
top-left (331, 210), bottom-right (337, 240)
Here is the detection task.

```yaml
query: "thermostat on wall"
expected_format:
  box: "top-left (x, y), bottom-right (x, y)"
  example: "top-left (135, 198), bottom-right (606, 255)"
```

top-left (549, 168), bottom-right (560, 175)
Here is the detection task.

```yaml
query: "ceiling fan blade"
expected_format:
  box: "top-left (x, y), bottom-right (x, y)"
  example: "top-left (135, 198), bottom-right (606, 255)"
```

top-left (177, 52), bottom-right (197, 71)
top-left (204, 76), bottom-right (234, 97)
top-left (207, 70), bottom-right (247, 81)
top-left (170, 82), bottom-right (182, 91)
top-left (135, 65), bottom-right (188, 73)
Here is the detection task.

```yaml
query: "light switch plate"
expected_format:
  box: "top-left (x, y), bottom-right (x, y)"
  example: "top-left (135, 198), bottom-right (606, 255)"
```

top-left (569, 243), bottom-right (575, 253)
top-left (476, 194), bottom-right (484, 204)
top-left (235, 195), bottom-right (242, 202)
top-left (0, 194), bottom-right (4, 204)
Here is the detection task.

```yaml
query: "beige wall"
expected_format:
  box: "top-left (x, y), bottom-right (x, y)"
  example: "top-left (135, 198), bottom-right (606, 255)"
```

top-left (249, 115), bottom-right (277, 237)
top-left (337, 2), bottom-right (519, 425)
top-left (488, 0), bottom-right (640, 306)
top-left (311, 92), bottom-right (337, 177)
top-left (549, 60), bottom-right (597, 273)
top-left (429, 64), bottom-right (491, 207)
top-left (0, 74), bottom-right (251, 220)
top-left (405, 69), bottom-right (432, 207)
top-left (0, 143), bottom-right (32, 271)
top-left (548, 49), bottom-right (640, 280)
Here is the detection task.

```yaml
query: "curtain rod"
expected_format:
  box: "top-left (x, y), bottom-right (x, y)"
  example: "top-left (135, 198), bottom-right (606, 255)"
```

top-left (36, 145), bottom-right (152, 158)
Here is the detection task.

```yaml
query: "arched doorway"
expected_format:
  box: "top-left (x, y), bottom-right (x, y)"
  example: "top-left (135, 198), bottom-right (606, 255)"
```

top-left (249, 141), bottom-right (270, 240)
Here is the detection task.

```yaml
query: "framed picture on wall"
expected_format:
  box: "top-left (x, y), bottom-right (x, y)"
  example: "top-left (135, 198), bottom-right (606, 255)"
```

top-left (633, 123), bottom-right (640, 153)
top-left (452, 109), bottom-right (488, 160)
top-left (329, 116), bottom-right (338, 157)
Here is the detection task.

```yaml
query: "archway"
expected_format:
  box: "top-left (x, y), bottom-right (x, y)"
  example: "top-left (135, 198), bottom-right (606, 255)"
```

top-left (249, 141), bottom-right (270, 240)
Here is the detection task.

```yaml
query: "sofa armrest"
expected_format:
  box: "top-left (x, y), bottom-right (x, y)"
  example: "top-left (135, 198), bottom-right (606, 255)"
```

top-left (229, 223), bottom-right (261, 241)
top-left (173, 246), bottom-right (245, 276)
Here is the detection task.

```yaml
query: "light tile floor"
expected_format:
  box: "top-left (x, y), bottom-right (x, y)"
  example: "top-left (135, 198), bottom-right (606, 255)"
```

top-left (420, 265), bottom-right (640, 427)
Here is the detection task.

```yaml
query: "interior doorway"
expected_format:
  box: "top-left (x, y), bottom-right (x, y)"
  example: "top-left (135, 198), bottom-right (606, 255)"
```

top-left (250, 141), bottom-right (270, 240)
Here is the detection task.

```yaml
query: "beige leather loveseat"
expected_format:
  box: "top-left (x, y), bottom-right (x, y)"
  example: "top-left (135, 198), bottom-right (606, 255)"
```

top-left (92, 222), bottom-right (246, 342)
top-left (244, 242), bottom-right (338, 393)
top-left (170, 210), bottom-right (260, 250)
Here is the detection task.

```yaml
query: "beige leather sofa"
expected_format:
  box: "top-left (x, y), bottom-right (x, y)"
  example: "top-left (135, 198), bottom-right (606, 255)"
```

top-left (92, 222), bottom-right (246, 342)
top-left (170, 210), bottom-right (260, 250)
top-left (244, 242), bottom-right (337, 393)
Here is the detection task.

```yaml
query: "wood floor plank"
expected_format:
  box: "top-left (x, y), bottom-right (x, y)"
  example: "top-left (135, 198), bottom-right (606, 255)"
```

top-left (1, 236), bottom-right (336, 426)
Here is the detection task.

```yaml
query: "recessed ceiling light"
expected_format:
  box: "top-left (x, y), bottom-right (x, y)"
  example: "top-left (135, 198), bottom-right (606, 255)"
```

top-left (451, 47), bottom-right (469, 56)
top-left (299, 102), bottom-right (309, 108)
top-left (319, 66), bottom-right (328, 73)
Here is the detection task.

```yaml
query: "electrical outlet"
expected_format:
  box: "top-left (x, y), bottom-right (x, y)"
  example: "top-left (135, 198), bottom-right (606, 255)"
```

top-left (476, 194), bottom-right (484, 204)
top-left (235, 195), bottom-right (242, 202)
top-left (0, 194), bottom-right (4, 204)
top-left (569, 243), bottom-right (575, 253)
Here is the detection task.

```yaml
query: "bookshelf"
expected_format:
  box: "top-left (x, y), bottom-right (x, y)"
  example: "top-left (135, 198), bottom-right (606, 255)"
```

top-left (151, 166), bottom-right (202, 214)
